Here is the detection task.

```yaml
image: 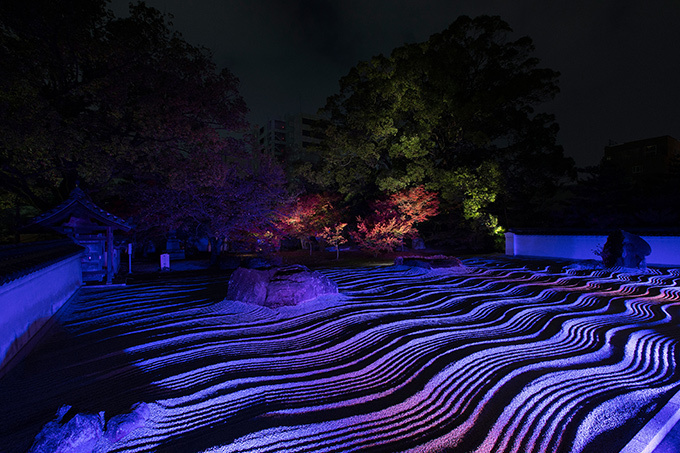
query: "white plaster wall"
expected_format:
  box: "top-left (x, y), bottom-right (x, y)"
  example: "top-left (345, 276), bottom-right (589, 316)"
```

top-left (505, 232), bottom-right (515, 256)
top-left (507, 233), bottom-right (608, 261)
top-left (507, 233), bottom-right (680, 266)
top-left (643, 237), bottom-right (680, 266)
top-left (0, 254), bottom-right (82, 370)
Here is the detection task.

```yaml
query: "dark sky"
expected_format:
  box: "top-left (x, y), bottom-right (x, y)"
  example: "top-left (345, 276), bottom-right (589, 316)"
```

top-left (110, 0), bottom-right (680, 167)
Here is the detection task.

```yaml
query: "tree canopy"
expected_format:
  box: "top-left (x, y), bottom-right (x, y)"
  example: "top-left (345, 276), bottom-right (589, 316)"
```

top-left (304, 15), bottom-right (574, 247)
top-left (0, 0), bottom-right (247, 215)
top-left (138, 142), bottom-right (288, 262)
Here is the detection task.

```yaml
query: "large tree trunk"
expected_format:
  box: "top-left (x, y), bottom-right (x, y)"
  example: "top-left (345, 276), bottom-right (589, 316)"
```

top-left (14, 204), bottom-right (20, 243)
top-left (209, 237), bottom-right (224, 267)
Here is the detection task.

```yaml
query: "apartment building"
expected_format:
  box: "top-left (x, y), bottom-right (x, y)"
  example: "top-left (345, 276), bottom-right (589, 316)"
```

top-left (603, 135), bottom-right (680, 178)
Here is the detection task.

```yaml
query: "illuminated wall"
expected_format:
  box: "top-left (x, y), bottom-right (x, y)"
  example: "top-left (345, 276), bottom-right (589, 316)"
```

top-left (0, 254), bottom-right (82, 375)
top-left (506, 231), bottom-right (680, 266)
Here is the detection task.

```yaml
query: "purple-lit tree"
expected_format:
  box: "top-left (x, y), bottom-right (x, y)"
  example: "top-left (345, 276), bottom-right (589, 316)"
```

top-left (138, 143), bottom-right (287, 265)
top-left (0, 0), bottom-right (247, 223)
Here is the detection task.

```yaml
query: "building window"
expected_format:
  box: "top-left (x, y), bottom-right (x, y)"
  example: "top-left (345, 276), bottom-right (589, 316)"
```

top-left (631, 165), bottom-right (644, 174)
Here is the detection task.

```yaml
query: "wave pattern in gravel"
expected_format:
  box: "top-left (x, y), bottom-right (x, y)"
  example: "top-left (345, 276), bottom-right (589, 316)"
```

top-left (1, 260), bottom-right (679, 453)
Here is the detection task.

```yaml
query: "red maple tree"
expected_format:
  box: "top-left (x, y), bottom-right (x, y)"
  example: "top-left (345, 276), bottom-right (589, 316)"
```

top-left (352, 186), bottom-right (439, 255)
top-left (388, 186), bottom-right (440, 228)
top-left (318, 223), bottom-right (348, 259)
top-left (277, 193), bottom-right (342, 254)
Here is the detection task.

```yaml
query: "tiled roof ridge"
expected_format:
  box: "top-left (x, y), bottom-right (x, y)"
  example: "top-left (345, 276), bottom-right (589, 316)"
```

top-left (31, 187), bottom-right (130, 230)
top-left (0, 239), bottom-right (85, 286)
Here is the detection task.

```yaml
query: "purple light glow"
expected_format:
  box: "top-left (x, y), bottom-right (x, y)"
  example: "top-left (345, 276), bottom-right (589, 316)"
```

top-left (2, 259), bottom-right (679, 452)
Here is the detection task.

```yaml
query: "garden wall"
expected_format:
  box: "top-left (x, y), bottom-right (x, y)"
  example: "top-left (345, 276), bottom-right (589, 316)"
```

top-left (0, 248), bottom-right (83, 377)
top-left (505, 230), bottom-right (680, 266)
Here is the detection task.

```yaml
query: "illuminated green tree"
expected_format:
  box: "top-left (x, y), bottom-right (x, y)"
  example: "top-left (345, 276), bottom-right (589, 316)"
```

top-left (308, 15), bottom-right (573, 247)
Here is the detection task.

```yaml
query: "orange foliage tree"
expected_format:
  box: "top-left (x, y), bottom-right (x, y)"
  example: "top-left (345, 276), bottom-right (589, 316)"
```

top-left (352, 186), bottom-right (439, 255)
top-left (318, 223), bottom-right (348, 259)
top-left (277, 193), bottom-right (343, 255)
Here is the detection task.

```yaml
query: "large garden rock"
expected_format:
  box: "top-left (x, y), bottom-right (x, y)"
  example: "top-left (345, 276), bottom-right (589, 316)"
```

top-left (28, 407), bottom-right (104, 453)
top-left (103, 402), bottom-right (150, 443)
top-left (28, 403), bottom-right (150, 453)
top-left (227, 265), bottom-right (338, 308)
top-left (622, 230), bottom-right (651, 268)
top-left (600, 230), bottom-right (651, 268)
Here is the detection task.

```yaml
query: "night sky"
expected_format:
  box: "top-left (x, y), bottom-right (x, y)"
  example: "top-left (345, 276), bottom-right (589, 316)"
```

top-left (110, 0), bottom-right (680, 168)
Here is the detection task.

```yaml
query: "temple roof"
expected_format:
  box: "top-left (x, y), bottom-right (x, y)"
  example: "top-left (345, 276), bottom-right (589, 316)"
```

top-left (30, 187), bottom-right (131, 232)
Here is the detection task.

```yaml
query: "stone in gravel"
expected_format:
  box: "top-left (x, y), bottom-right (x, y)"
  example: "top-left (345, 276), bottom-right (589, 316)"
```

top-left (227, 265), bottom-right (338, 308)
top-left (28, 408), bottom-right (104, 453)
top-left (103, 402), bottom-right (150, 443)
top-left (29, 403), bottom-right (151, 453)
top-left (600, 230), bottom-right (651, 269)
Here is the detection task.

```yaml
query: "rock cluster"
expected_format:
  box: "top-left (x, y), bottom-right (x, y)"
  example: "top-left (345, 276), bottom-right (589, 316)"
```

top-left (28, 402), bottom-right (149, 453)
top-left (599, 230), bottom-right (651, 269)
top-left (227, 265), bottom-right (338, 308)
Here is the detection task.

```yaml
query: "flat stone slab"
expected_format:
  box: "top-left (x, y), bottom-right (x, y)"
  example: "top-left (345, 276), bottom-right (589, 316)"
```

top-left (394, 255), bottom-right (463, 269)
